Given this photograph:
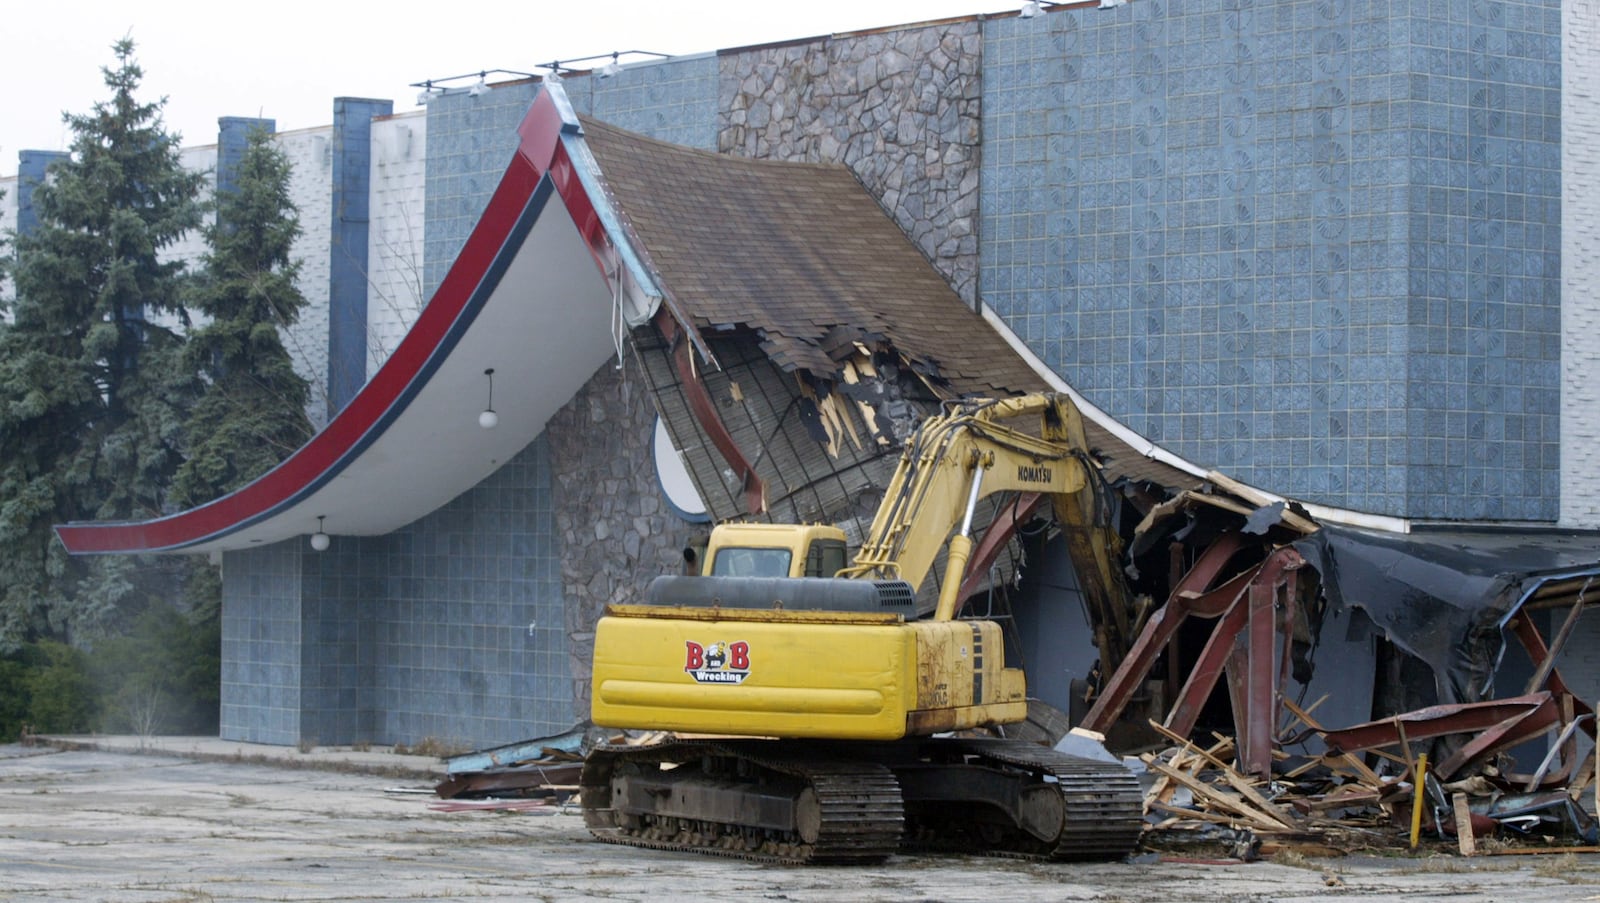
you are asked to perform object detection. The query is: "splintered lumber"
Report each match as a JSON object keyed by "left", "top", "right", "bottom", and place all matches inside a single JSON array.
[
  {"left": 1453, "top": 793, "right": 1476, "bottom": 857},
  {"left": 1149, "top": 802, "right": 1258, "bottom": 828},
  {"left": 1149, "top": 721, "right": 1231, "bottom": 771},
  {"left": 1303, "top": 785, "right": 1381, "bottom": 811},
  {"left": 1147, "top": 721, "right": 1301, "bottom": 830},
  {"left": 1220, "top": 771, "right": 1302, "bottom": 830},
  {"left": 1147, "top": 759, "right": 1295, "bottom": 832},
  {"left": 1283, "top": 697, "right": 1384, "bottom": 788},
  {"left": 1180, "top": 490, "right": 1255, "bottom": 519},
  {"left": 1204, "top": 471, "right": 1320, "bottom": 534},
  {"left": 1573, "top": 749, "right": 1598, "bottom": 801}
]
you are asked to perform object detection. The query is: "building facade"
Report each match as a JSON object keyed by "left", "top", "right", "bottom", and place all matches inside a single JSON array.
[{"left": 12, "top": 0, "right": 1599, "bottom": 748}]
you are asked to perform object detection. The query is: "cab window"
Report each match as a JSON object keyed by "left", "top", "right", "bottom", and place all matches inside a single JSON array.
[
  {"left": 805, "top": 539, "right": 848, "bottom": 577},
  {"left": 710, "top": 547, "right": 793, "bottom": 577}
]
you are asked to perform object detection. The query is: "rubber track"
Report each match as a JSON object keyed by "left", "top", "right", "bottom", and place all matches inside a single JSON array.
[
  {"left": 940, "top": 737, "right": 1144, "bottom": 861},
  {"left": 581, "top": 740, "right": 903, "bottom": 865}
]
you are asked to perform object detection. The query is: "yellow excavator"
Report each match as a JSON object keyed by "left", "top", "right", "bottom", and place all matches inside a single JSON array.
[{"left": 580, "top": 394, "right": 1144, "bottom": 863}]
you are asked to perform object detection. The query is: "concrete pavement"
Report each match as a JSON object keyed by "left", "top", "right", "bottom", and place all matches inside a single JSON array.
[
  {"left": 5, "top": 740, "right": 1600, "bottom": 902},
  {"left": 33, "top": 733, "right": 449, "bottom": 778}
]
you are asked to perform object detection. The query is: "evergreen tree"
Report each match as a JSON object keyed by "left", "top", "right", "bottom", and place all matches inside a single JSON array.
[
  {"left": 0, "top": 38, "right": 205, "bottom": 649},
  {"left": 0, "top": 186, "right": 8, "bottom": 298},
  {"left": 173, "top": 127, "right": 312, "bottom": 508}
]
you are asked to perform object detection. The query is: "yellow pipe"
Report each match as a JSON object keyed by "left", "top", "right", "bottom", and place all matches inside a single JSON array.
[{"left": 1409, "top": 753, "right": 1429, "bottom": 849}]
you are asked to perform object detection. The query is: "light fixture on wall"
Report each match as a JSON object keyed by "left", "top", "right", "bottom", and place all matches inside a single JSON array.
[
  {"left": 1098, "top": 0, "right": 1127, "bottom": 8},
  {"left": 468, "top": 72, "right": 490, "bottom": 97},
  {"left": 479, "top": 368, "right": 499, "bottom": 430},
  {"left": 1020, "top": 1, "right": 1041, "bottom": 17},
  {"left": 310, "top": 516, "right": 331, "bottom": 552},
  {"left": 599, "top": 53, "right": 623, "bottom": 78}
]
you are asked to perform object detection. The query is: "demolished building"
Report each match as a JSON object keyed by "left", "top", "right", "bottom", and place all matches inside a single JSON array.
[
  {"left": 42, "top": 5, "right": 1600, "bottom": 835},
  {"left": 55, "top": 81, "right": 1600, "bottom": 795}
]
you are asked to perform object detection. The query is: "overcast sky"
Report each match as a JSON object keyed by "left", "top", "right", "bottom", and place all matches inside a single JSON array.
[{"left": 2, "top": 0, "right": 1012, "bottom": 174}]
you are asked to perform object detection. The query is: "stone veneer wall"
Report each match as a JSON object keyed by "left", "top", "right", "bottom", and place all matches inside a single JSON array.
[
  {"left": 718, "top": 22, "right": 983, "bottom": 305},
  {"left": 544, "top": 357, "right": 700, "bottom": 716}
]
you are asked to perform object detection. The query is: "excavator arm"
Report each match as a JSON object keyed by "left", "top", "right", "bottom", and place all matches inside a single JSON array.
[{"left": 842, "top": 394, "right": 1133, "bottom": 659}]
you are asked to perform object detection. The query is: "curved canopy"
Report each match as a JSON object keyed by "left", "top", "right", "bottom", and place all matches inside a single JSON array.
[{"left": 56, "top": 85, "right": 665, "bottom": 555}]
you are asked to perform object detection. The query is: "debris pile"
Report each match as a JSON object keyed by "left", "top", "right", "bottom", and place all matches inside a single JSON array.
[
  {"left": 1058, "top": 469, "right": 1600, "bottom": 859},
  {"left": 434, "top": 726, "right": 671, "bottom": 809},
  {"left": 1135, "top": 687, "right": 1599, "bottom": 859},
  {"left": 433, "top": 726, "right": 591, "bottom": 806}
]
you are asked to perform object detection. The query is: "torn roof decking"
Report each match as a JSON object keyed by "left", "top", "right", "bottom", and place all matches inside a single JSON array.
[
  {"left": 579, "top": 116, "right": 1196, "bottom": 492},
  {"left": 580, "top": 117, "right": 1016, "bottom": 388}
]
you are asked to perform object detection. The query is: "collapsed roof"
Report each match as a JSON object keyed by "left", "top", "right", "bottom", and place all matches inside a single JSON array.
[{"left": 54, "top": 81, "right": 1199, "bottom": 556}]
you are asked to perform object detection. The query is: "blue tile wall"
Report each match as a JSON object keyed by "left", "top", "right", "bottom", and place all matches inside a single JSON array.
[
  {"left": 15, "top": 150, "right": 68, "bottom": 238},
  {"left": 369, "top": 435, "right": 567, "bottom": 746},
  {"left": 329, "top": 98, "right": 393, "bottom": 414},
  {"left": 220, "top": 543, "right": 303, "bottom": 745},
  {"left": 578, "top": 56, "right": 719, "bottom": 150},
  {"left": 980, "top": 0, "right": 1560, "bottom": 520},
  {"left": 300, "top": 538, "right": 370, "bottom": 744},
  {"left": 217, "top": 117, "right": 275, "bottom": 200},
  {"left": 421, "top": 82, "right": 542, "bottom": 297},
  {"left": 220, "top": 437, "right": 567, "bottom": 747}
]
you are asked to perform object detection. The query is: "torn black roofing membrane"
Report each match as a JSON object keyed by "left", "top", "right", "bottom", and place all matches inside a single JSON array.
[{"left": 1295, "top": 524, "right": 1600, "bottom": 705}]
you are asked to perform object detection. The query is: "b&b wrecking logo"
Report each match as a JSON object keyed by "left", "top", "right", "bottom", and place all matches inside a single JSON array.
[{"left": 684, "top": 640, "right": 751, "bottom": 684}]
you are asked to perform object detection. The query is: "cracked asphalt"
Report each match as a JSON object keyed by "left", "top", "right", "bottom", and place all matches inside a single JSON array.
[{"left": 4, "top": 743, "right": 1599, "bottom": 902}]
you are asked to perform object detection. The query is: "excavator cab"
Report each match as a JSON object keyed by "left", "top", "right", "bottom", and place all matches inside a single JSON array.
[{"left": 700, "top": 523, "right": 849, "bottom": 578}]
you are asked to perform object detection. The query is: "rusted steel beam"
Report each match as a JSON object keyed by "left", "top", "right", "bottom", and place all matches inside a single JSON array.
[
  {"left": 1167, "top": 584, "right": 1252, "bottom": 738},
  {"left": 1511, "top": 613, "right": 1598, "bottom": 740},
  {"left": 1079, "top": 594, "right": 1191, "bottom": 734},
  {"left": 1320, "top": 692, "right": 1556, "bottom": 755},
  {"left": 1525, "top": 601, "right": 1586, "bottom": 696},
  {"left": 955, "top": 492, "right": 1045, "bottom": 604},
  {"left": 1174, "top": 531, "right": 1250, "bottom": 603},
  {"left": 1240, "top": 580, "right": 1277, "bottom": 776},
  {"left": 1080, "top": 531, "right": 1250, "bottom": 734},
  {"left": 657, "top": 309, "right": 765, "bottom": 514},
  {"left": 1166, "top": 548, "right": 1303, "bottom": 777},
  {"left": 1436, "top": 702, "right": 1560, "bottom": 779},
  {"left": 1242, "top": 548, "right": 1303, "bottom": 776}
]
